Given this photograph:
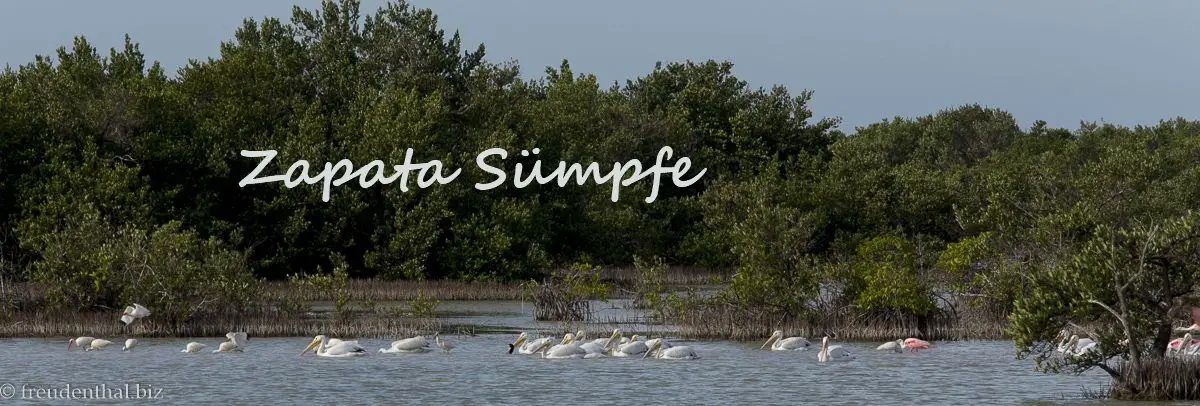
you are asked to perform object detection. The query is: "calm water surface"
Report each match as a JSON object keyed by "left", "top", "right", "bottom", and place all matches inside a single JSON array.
[{"left": 0, "top": 335, "right": 1157, "bottom": 405}]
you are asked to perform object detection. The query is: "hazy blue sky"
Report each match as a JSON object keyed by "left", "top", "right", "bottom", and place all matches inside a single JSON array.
[{"left": 2, "top": 1, "right": 1197, "bottom": 132}]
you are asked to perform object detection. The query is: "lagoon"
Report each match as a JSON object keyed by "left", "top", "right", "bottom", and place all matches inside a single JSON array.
[{"left": 3, "top": 336, "right": 1125, "bottom": 405}]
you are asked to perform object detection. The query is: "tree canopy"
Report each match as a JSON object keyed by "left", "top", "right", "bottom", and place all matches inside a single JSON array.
[{"left": 1, "top": 1, "right": 1198, "bottom": 365}]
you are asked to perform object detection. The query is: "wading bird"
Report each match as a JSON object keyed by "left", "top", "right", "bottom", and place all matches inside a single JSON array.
[
  {"left": 123, "top": 339, "right": 137, "bottom": 351},
  {"left": 761, "top": 330, "right": 811, "bottom": 351},
  {"left": 120, "top": 304, "right": 151, "bottom": 326},
  {"left": 214, "top": 332, "right": 248, "bottom": 353},
  {"left": 643, "top": 339, "right": 698, "bottom": 360},
  {"left": 435, "top": 333, "right": 453, "bottom": 353},
  {"left": 302, "top": 335, "right": 366, "bottom": 358},
  {"left": 67, "top": 336, "right": 95, "bottom": 352},
  {"left": 182, "top": 342, "right": 206, "bottom": 353},
  {"left": 903, "top": 338, "right": 930, "bottom": 352},
  {"left": 379, "top": 335, "right": 433, "bottom": 353},
  {"left": 1169, "top": 333, "right": 1198, "bottom": 355},
  {"left": 817, "top": 337, "right": 854, "bottom": 362}
]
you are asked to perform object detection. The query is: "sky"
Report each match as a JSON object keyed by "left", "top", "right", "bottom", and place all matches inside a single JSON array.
[{"left": 1, "top": 1, "right": 1197, "bottom": 132}]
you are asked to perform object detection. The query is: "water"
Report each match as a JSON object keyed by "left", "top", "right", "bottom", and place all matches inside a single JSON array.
[
  {"left": 0, "top": 300, "right": 1180, "bottom": 404},
  {"left": 0, "top": 336, "right": 1138, "bottom": 405}
]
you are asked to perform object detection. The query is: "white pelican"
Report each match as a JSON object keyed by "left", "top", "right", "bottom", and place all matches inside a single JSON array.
[
  {"left": 509, "top": 332, "right": 553, "bottom": 355},
  {"left": 1053, "top": 329, "right": 1079, "bottom": 354},
  {"left": 761, "top": 330, "right": 811, "bottom": 351},
  {"left": 611, "top": 339, "right": 649, "bottom": 357},
  {"left": 214, "top": 332, "right": 248, "bottom": 353},
  {"left": 302, "top": 335, "right": 367, "bottom": 358},
  {"left": 435, "top": 333, "right": 453, "bottom": 353},
  {"left": 1067, "top": 335, "right": 1095, "bottom": 354},
  {"left": 67, "top": 336, "right": 95, "bottom": 351},
  {"left": 182, "top": 342, "right": 206, "bottom": 353},
  {"left": 1065, "top": 335, "right": 1098, "bottom": 357},
  {"left": 644, "top": 338, "right": 673, "bottom": 351},
  {"left": 579, "top": 329, "right": 622, "bottom": 355},
  {"left": 817, "top": 337, "right": 854, "bottom": 362},
  {"left": 123, "top": 339, "right": 137, "bottom": 351},
  {"left": 120, "top": 303, "right": 151, "bottom": 326},
  {"left": 85, "top": 339, "right": 113, "bottom": 351},
  {"left": 303, "top": 337, "right": 356, "bottom": 354},
  {"left": 379, "top": 335, "right": 433, "bottom": 353},
  {"left": 876, "top": 339, "right": 903, "bottom": 353},
  {"left": 536, "top": 334, "right": 589, "bottom": 359},
  {"left": 578, "top": 341, "right": 608, "bottom": 355},
  {"left": 643, "top": 340, "right": 698, "bottom": 360}
]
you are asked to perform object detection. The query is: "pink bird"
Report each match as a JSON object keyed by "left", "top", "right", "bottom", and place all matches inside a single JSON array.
[
  {"left": 1168, "top": 333, "right": 1198, "bottom": 352},
  {"left": 903, "top": 338, "right": 930, "bottom": 352}
]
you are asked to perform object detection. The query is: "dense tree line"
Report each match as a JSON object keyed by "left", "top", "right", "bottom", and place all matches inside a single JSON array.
[{"left": 1, "top": 0, "right": 1197, "bottom": 348}]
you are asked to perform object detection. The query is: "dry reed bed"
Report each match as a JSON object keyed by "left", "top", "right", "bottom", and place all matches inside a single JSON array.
[
  {"left": 1111, "top": 357, "right": 1200, "bottom": 400},
  {"left": 261, "top": 280, "right": 526, "bottom": 302},
  {"left": 673, "top": 304, "right": 1009, "bottom": 341},
  {"left": 598, "top": 266, "right": 731, "bottom": 287},
  {"left": 0, "top": 310, "right": 440, "bottom": 339},
  {"left": 4, "top": 266, "right": 728, "bottom": 307}
]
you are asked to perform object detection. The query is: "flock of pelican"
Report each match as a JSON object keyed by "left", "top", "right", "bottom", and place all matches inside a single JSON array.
[
  {"left": 65, "top": 304, "right": 258, "bottom": 354},
  {"left": 297, "top": 332, "right": 455, "bottom": 357},
  {"left": 1050, "top": 310, "right": 1200, "bottom": 358},
  {"left": 63, "top": 303, "right": 939, "bottom": 361},
  {"left": 759, "top": 329, "right": 932, "bottom": 361},
  {"left": 1167, "top": 312, "right": 1200, "bottom": 357},
  {"left": 506, "top": 329, "right": 700, "bottom": 360},
  {"left": 67, "top": 304, "right": 151, "bottom": 352}
]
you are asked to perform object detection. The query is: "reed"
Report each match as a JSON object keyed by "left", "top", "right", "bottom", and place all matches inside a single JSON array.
[
  {"left": 0, "top": 308, "right": 451, "bottom": 339},
  {"left": 260, "top": 279, "right": 525, "bottom": 302},
  {"left": 672, "top": 301, "right": 1009, "bottom": 341},
  {"left": 597, "top": 266, "right": 731, "bottom": 288},
  {"left": 1110, "top": 357, "right": 1200, "bottom": 400}
]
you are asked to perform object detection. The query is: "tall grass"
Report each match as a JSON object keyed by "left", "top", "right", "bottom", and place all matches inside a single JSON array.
[
  {"left": 673, "top": 302, "right": 1008, "bottom": 341},
  {"left": 0, "top": 309, "right": 443, "bottom": 339},
  {"left": 260, "top": 279, "right": 525, "bottom": 302},
  {"left": 1110, "top": 357, "right": 1200, "bottom": 400},
  {"left": 599, "top": 266, "right": 730, "bottom": 288}
]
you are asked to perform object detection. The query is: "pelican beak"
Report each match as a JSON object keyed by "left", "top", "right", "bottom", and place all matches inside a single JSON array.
[
  {"left": 642, "top": 342, "right": 659, "bottom": 359},
  {"left": 509, "top": 335, "right": 526, "bottom": 354},
  {"left": 300, "top": 339, "right": 319, "bottom": 356},
  {"left": 67, "top": 340, "right": 74, "bottom": 351},
  {"left": 761, "top": 335, "right": 777, "bottom": 350}
]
